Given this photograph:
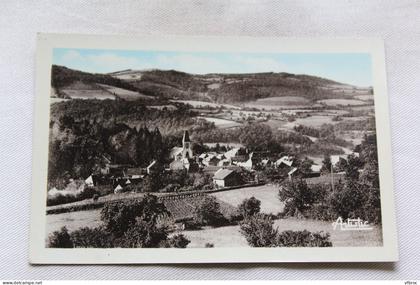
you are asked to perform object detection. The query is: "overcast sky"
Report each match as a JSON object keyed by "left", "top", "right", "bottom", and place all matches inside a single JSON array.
[{"left": 53, "top": 48, "right": 372, "bottom": 87}]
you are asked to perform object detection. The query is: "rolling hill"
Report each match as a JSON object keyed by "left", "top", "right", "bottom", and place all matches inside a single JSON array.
[{"left": 51, "top": 65, "right": 372, "bottom": 103}]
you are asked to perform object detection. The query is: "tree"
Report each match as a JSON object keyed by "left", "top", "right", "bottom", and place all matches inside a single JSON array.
[
  {"left": 344, "top": 154, "right": 362, "bottom": 182},
  {"left": 70, "top": 226, "right": 112, "bottom": 248},
  {"left": 238, "top": 123, "right": 273, "bottom": 151},
  {"left": 239, "top": 214, "right": 278, "bottom": 247},
  {"left": 240, "top": 214, "right": 333, "bottom": 247},
  {"left": 100, "top": 194, "right": 169, "bottom": 237},
  {"left": 299, "top": 157, "right": 314, "bottom": 175},
  {"left": 118, "top": 221, "right": 168, "bottom": 248},
  {"left": 162, "top": 234, "right": 191, "bottom": 248},
  {"left": 275, "top": 230, "right": 332, "bottom": 247},
  {"left": 48, "top": 227, "right": 73, "bottom": 248},
  {"left": 238, "top": 197, "right": 261, "bottom": 218},
  {"left": 194, "top": 196, "right": 226, "bottom": 226},
  {"left": 320, "top": 155, "right": 332, "bottom": 174},
  {"left": 279, "top": 179, "right": 318, "bottom": 216}
]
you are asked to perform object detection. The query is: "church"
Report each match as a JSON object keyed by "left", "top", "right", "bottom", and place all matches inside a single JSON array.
[{"left": 169, "top": 130, "right": 198, "bottom": 172}]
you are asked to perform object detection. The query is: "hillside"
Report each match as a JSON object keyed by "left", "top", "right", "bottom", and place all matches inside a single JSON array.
[{"left": 52, "top": 65, "right": 372, "bottom": 104}]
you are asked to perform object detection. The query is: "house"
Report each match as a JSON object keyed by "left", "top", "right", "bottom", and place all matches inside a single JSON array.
[
  {"left": 84, "top": 175, "right": 94, "bottom": 187},
  {"left": 182, "top": 158, "right": 199, "bottom": 172},
  {"left": 114, "top": 184, "right": 123, "bottom": 194},
  {"left": 202, "top": 154, "right": 220, "bottom": 166},
  {"left": 288, "top": 167, "right": 298, "bottom": 180},
  {"left": 99, "top": 155, "right": 112, "bottom": 175},
  {"left": 311, "top": 164, "right": 322, "bottom": 173},
  {"left": 169, "top": 160, "right": 185, "bottom": 171},
  {"left": 170, "top": 147, "right": 184, "bottom": 161},
  {"left": 275, "top": 156, "right": 294, "bottom": 168},
  {"left": 330, "top": 153, "right": 360, "bottom": 167},
  {"left": 213, "top": 168, "right": 242, "bottom": 188},
  {"left": 261, "top": 158, "right": 272, "bottom": 167},
  {"left": 224, "top": 147, "right": 241, "bottom": 160},
  {"left": 237, "top": 157, "right": 253, "bottom": 170},
  {"left": 198, "top": 153, "right": 208, "bottom": 160},
  {"left": 125, "top": 167, "right": 145, "bottom": 179},
  {"left": 217, "top": 158, "right": 230, "bottom": 167},
  {"left": 203, "top": 165, "right": 242, "bottom": 176},
  {"left": 237, "top": 152, "right": 258, "bottom": 170},
  {"left": 147, "top": 160, "right": 162, "bottom": 175}
]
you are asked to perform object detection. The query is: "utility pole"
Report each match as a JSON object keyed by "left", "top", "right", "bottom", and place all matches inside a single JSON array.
[{"left": 331, "top": 162, "right": 334, "bottom": 192}]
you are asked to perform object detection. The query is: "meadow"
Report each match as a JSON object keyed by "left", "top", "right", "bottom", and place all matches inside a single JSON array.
[
  {"left": 180, "top": 218, "right": 383, "bottom": 248},
  {"left": 317, "top": 99, "right": 366, "bottom": 106},
  {"left": 46, "top": 183, "right": 382, "bottom": 248}
]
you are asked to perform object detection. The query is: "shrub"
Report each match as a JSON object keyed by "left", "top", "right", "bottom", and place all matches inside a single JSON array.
[
  {"left": 100, "top": 194, "right": 169, "bottom": 237},
  {"left": 193, "top": 196, "right": 227, "bottom": 227},
  {"left": 47, "top": 186, "right": 99, "bottom": 206},
  {"left": 117, "top": 221, "right": 168, "bottom": 248},
  {"left": 162, "top": 234, "right": 191, "bottom": 248},
  {"left": 183, "top": 220, "right": 202, "bottom": 230},
  {"left": 279, "top": 179, "right": 327, "bottom": 217},
  {"left": 304, "top": 204, "right": 335, "bottom": 221},
  {"left": 70, "top": 226, "right": 113, "bottom": 248},
  {"left": 48, "top": 227, "right": 73, "bottom": 248},
  {"left": 239, "top": 214, "right": 278, "bottom": 247},
  {"left": 205, "top": 243, "right": 214, "bottom": 248},
  {"left": 92, "top": 194, "right": 99, "bottom": 202},
  {"left": 239, "top": 215, "right": 333, "bottom": 247},
  {"left": 275, "top": 230, "right": 332, "bottom": 247},
  {"left": 238, "top": 197, "right": 261, "bottom": 218}
]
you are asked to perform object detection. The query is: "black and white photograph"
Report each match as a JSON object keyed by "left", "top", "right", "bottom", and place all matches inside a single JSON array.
[{"left": 29, "top": 34, "right": 397, "bottom": 263}]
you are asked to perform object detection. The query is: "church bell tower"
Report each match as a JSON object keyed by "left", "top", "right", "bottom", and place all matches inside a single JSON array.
[{"left": 182, "top": 130, "right": 193, "bottom": 159}]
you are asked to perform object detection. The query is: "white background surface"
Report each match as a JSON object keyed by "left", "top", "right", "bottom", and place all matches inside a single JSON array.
[{"left": 0, "top": 0, "right": 419, "bottom": 280}]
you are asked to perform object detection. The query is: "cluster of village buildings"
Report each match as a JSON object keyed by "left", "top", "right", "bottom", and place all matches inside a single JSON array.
[{"left": 80, "top": 130, "right": 359, "bottom": 194}]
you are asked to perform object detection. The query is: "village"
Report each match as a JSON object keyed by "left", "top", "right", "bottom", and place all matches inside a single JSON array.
[{"left": 74, "top": 129, "right": 359, "bottom": 197}]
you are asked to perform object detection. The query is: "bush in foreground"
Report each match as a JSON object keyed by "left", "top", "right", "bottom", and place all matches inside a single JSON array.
[
  {"left": 48, "top": 226, "right": 73, "bottom": 248},
  {"left": 239, "top": 214, "right": 278, "bottom": 247},
  {"left": 239, "top": 214, "right": 332, "bottom": 247},
  {"left": 238, "top": 197, "right": 261, "bottom": 218},
  {"left": 275, "top": 230, "right": 332, "bottom": 247},
  {"left": 193, "top": 196, "right": 227, "bottom": 227},
  {"left": 161, "top": 234, "right": 191, "bottom": 248},
  {"left": 48, "top": 194, "right": 191, "bottom": 248}
]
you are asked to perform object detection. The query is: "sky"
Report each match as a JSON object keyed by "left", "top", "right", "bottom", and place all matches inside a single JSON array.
[{"left": 53, "top": 48, "right": 373, "bottom": 87}]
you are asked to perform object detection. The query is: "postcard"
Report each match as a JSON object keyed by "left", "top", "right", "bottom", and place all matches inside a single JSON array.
[{"left": 30, "top": 34, "right": 398, "bottom": 263}]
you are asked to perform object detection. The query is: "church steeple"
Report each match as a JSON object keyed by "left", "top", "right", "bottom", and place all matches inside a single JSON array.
[
  {"left": 182, "top": 130, "right": 193, "bottom": 159},
  {"left": 182, "top": 130, "right": 190, "bottom": 144}
]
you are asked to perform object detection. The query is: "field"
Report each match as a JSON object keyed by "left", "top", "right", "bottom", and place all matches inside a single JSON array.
[
  {"left": 198, "top": 116, "right": 242, "bottom": 129},
  {"left": 245, "top": 96, "right": 310, "bottom": 107},
  {"left": 283, "top": 115, "right": 333, "bottom": 128},
  {"left": 354, "top": 94, "right": 374, "bottom": 101},
  {"left": 61, "top": 89, "right": 116, "bottom": 100},
  {"left": 46, "top": 183, "right": 383, "bottom": 248},
  {"left": 181, "top": 218, "right": 383, "bottom": 248},
  {"left": 210, "top": 184, "right": 284, "bottom": 214},
  {"left": 243, "top": 97, "right": 320, "bottom": 110},
  {"left": 46, "top": 209, "right": 102, "bottom": 236},
  {"left": 317, "top": 99, "right": 366, "bottom": 106},
  {"left": 97, "top": 84, "right": 154, "bottom": 101}
]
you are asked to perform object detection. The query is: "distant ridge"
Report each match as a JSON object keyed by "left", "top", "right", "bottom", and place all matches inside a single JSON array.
[{"left": 52, "top": 65, "right": 371, "bottom": 103}]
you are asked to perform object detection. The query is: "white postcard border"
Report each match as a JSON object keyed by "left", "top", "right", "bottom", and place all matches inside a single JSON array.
[{"left": 29, "top": 33, "right": 398, "bottom": 264}]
